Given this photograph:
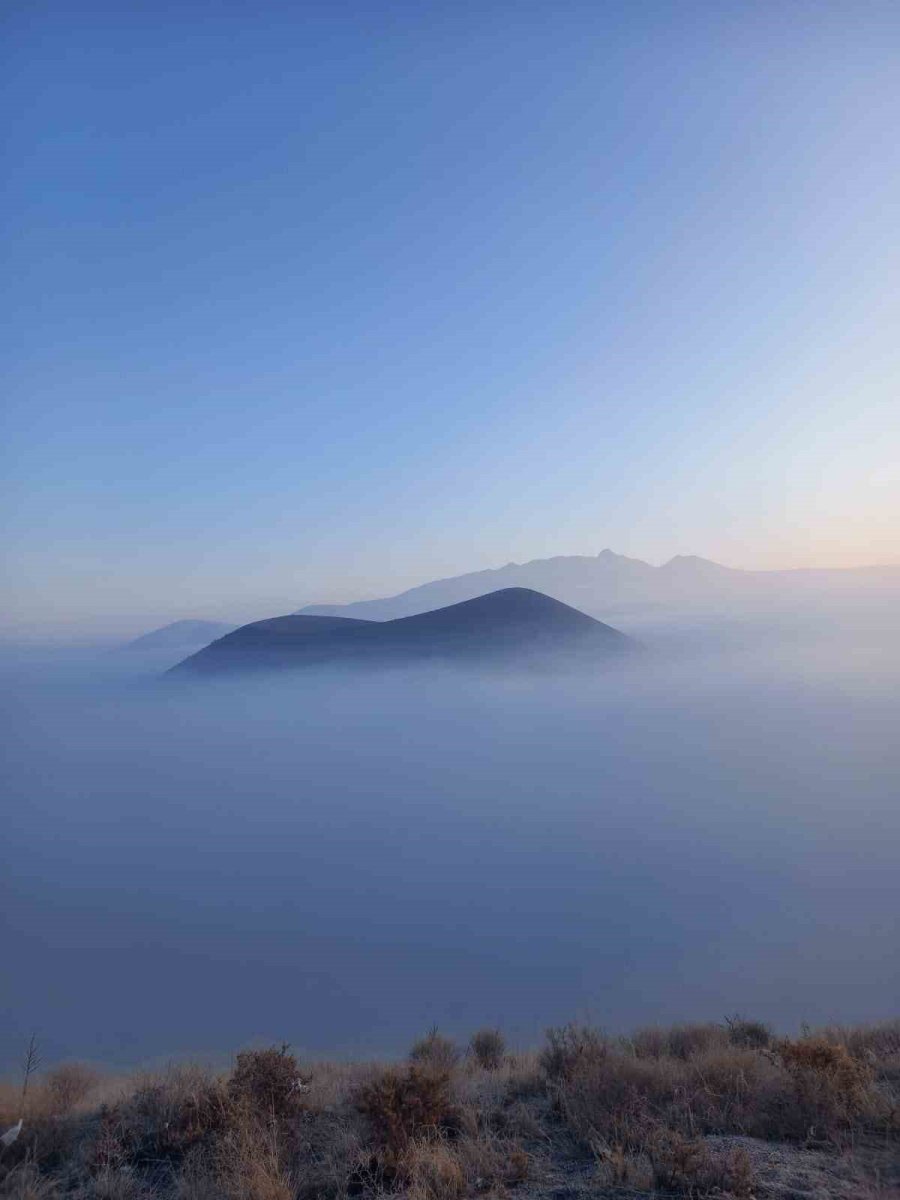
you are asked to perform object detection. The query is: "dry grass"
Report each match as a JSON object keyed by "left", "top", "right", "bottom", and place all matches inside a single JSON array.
[
  {"left": 467, "top": 1029, "right": 506, "bottom": 1071},
  {"left": 354, "top": 1063, "right": 459, "bottom": 1162},
  {"left": 646, "top": 1127, "right": 755, "bottom": 1198},
  {"left": 1, "top": 1019, "right": 897, "bottom": 1200},
  {"left": 408, "top": 1030, "right": 461, "bottom": 1073},
  {"left": 0, "top": 1165, "right": 60, "bottom": 1200}
]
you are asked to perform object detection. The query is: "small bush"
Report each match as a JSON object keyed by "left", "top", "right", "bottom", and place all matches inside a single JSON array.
[
  {"left": 776, "top": 1036, "right": 876, "bottom": 1142},
  {"left": 43, "top": 1063, "right": 100, "bottom": 1116},
  {"left": 551, "top": 1052, "right": 663, "bottom": 1151},
  {"left": 647, "top": 1128, "right": 754, "bottom": 1198},
  {"left": 724, "top": 1015, "right": 773, "bottom": 1050},
  {"left": 355, "top": 1065, "right": 458, "bottom": 1159},
  {"left": 130, "top": 1072, "right": 234, "bottom": 1164},
  {"left": 228, "top": 1046, "right": 309, "bottom": 1120},
  {"left": 468, "top": 1029, "right": 505, "bottom": 1071},
  {"left": 78, "top": 1068, "right": 235, "bottom": 1180},
  {"left": 539, "top": 1024, "right": 607, "bottom": 1081},
  {"left": 409, "top": 1029, "right": 461, "bottom": 1072},
  {"left": 395, "top": 1131, "right": 529, "bottom": 1200},
  {"left": 630, "top": 1023, "right": 727, "bottom": 1061}
]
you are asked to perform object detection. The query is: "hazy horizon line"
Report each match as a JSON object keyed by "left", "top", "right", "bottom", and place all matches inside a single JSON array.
[{"left": 2, "top": 546, "right": 899, "bottom": 644}]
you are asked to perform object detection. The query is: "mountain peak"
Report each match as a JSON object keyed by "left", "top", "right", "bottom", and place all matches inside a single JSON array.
[{"left": 660, "top": 554, "right": 734, "bottom": 573}]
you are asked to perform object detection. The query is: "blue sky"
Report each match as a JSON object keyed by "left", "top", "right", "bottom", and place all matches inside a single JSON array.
[{"left": 3, "top": 1, "right": 899, "bottom": 634}]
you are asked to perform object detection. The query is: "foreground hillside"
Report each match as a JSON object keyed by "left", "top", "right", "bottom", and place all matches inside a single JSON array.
[{"left": 2, "top": 1020, "right": 898, "bottom": 1199}]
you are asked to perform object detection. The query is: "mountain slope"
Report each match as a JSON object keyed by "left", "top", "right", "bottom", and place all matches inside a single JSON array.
[
  {"left": 171, "top": 589, "right": 635, "bottom": 676},
  {"left": 121, "top": 619, "right": 236, "bottom": 651}
]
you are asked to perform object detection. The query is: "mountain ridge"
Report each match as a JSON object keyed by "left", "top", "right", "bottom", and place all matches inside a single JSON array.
[{"left": 295, "top": 551, "right": 900, "bottom": 625}]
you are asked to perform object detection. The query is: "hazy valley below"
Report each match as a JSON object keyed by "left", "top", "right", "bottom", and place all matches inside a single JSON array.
[{"left": 2, "top": 608, "right": 897, "bottom": 1073}]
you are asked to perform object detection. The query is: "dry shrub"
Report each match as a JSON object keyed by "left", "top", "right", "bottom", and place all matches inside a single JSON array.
[
  {"left": 817, "top": 1019, "right": 900, "bottom": 1062},
  {"left": 450, "top": 1057, "right": 546, "bottom": 1145},
  {"left": 539, "top": 1024, "right": 608, "bottom": 1082},
  {"left": 552, "top": 1051, "right": 664, "bottom": 1151},
  {"left": 43, "top": 1064, "right": 101, "bottom": 1116},
  {"left": 647, "top": 1128, "right": 754, "bottom": 1198},
  {"left": 816, "top": 1020, "right": 900, "bottom": 1108},
  {"left": 228, "top": 1046, "right": 309, "bottom": 1120},
  {"left": 409, "top": 1030, "right": 461, "bottom": 1073},
  {"left": 467, "top": 1029, "right": 505, "bottom": 1071},
  {"left": 499, "top": 1053, "right": 544, "bottom": 1102},
  {"left": 129, "top": 1068, "right": 234, "bottom": 1163},
  {"left": 553, "top": 1042, "right": 793, "bottom": 1146},
  {"left": 355, "top": 1065, "right": 459, "bottom": 1159},
  {"left": 683, "top": 1047, "right": 788, "bottom": 1136},
  {"left": 397, "top": 1131, "right": 529, "bottom": 1200},
  {"left": 776, "top": 1036, "right": 878, "bottom": 1142},
  {"left": 398, "top": 1138, "right": 465, "bottom": 1200},
  {"left": 79, "top": 1066, "right": 233, "bottom": 1182},
  {"left": 630, "top": 1023, "right": 727, "bottom": 1061},
  {"left": 724, "top": 1015, "right": 773, "bottom": 1050}
]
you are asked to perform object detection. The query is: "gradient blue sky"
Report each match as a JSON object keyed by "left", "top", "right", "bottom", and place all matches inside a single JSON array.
[{"left": 3, "top": 1, "right": 899, "bottom": 635}]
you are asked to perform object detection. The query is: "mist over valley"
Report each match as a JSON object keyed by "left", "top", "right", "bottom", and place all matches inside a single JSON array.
[{"left": 2, "top": 563, "right": 897, "bottom": 1071}]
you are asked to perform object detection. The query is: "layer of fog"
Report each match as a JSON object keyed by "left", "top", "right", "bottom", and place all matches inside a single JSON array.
[{"left": 1, "top": 621, "right": 898, "bottom": 1072}]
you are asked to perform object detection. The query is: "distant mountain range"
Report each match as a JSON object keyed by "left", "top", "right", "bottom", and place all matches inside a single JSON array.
[
  {"left": 122, "top": 619, "right": 236, "bottom": 651},
  {"left": 129, "top": 550, "right": 898, "bottom": 668},
  {"left": 171, "top": 588, "right": 636, "bottom": 677},
  {"left": 296, "top": 550, "right": 900, "bottom": 626}
]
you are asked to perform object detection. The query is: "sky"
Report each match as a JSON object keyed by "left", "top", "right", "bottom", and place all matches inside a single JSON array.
[{"left": 2, "top": 0, "right": 899, "bottom": 636}]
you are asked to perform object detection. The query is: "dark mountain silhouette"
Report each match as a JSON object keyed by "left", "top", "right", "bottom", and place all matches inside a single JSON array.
[
  {"left": 295, "top": 549, "right": 900, "bottom": 627},
  {"left": 171, "top": 589, "right": 635, "bottom": 677},
  {"left": 122, "top": 619, "right": 236, "bottom": 651}
]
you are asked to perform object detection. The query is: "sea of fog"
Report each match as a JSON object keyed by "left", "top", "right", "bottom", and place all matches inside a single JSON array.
[{"left": 1, "top": 627, "right": 898, "bottom": 1072}]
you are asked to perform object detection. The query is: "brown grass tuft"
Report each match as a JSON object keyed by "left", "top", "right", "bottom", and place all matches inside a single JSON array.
[
  {"left": 409, "top": 1029, "right": 461, "bottom": 1073},
  {"left": 647, "top": 1127, "right": 754, "bottom": 1198},
  {"left": 467, "top": 1029, "right": 506, "bottom": 1071}
]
